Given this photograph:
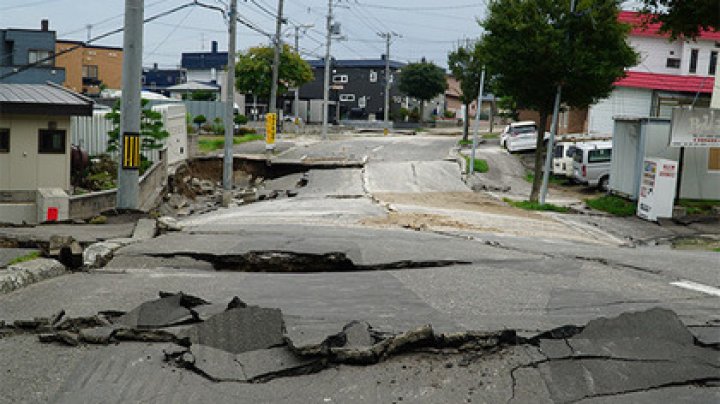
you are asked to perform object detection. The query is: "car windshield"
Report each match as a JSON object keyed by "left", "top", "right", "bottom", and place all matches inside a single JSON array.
[{"left": 512, "top": 126, "right": 536, "bottom": 134}]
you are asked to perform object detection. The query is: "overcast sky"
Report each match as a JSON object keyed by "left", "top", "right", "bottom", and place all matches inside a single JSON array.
[{"left": 0, "top": 0, "right": 643, "bottom": 69}]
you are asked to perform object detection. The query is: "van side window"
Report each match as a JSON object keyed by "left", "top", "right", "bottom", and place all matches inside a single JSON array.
[{"left": 588, "top": 149, "right": 611, "bottom": 163}]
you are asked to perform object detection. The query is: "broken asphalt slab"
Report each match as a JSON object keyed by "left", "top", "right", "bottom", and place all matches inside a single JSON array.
[
  {"left": 0, "top": 258, "right": 66, "bottom": 294},
  {"left": 5, "top": 288, "right": 717, "bottom": 402}
]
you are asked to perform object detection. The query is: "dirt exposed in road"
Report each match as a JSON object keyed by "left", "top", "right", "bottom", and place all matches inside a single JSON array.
[
  {"left": 361, "top": 212, "right": 502, "bottom": 233},
  {"left": 373, "top": 192, "right": 547, "bottom": 220}
]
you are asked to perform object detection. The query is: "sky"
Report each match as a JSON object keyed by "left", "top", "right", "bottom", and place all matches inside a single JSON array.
[{"left": 0, "top": 0, "right": 643, "bottom": 69}]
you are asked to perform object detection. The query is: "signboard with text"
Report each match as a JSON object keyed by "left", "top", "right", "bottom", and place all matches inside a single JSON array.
[
  {"left": 670, "top": 107, "right": 720, "bottom": 147},
  {"left": 265, "top": 113, "right": 276, "bottom": 148}
]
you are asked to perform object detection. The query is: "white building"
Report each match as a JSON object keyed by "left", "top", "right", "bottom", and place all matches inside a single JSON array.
[{"left": 587, "top": 11, "right": 719, "bottom": 135}]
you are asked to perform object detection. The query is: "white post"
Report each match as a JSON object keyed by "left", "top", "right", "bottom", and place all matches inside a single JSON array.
[{"left": 322, "top": 0, "right": 333, "bottom": 140}]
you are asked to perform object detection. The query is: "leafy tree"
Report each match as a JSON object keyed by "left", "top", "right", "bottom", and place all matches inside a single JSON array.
[
  {"left": 235, "top": 44, "right": 314, "bottom": 108},
  {"left": 638, "top": 0, "right": 718, "bottom": 39},
  {"left": 448, "top": 44, "right": 484, "bottom": 141},
  {"left": 189, "top": 90, "right": 217, "bottom": 101},
  {"left": 192, "top": 114, "right": 207, "bottom": 129},
  {"left": 106, "top": 99, "right": 170, "bottom": 156},
  {"left": 398, "top": 61, "right": 448, "bottom": 122},
  {"left": 480, "top": 0, "right": 637, "bottom": 201},
  {"left": 234, "top": 114, "right": 248, "bottom": 125}
]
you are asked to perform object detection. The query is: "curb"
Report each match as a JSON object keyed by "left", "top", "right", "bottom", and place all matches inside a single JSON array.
[{"left": 0, "top": 258, "right": 66, "bottom": 294}]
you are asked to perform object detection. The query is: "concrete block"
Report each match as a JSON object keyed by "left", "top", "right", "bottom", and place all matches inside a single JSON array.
[
  {"left": 0, "top": 258, "right": 66, "bottom": 294},
  {"left": 132, "top": 219, "right": 157, "bottom": 240},
  {"left": 36, "top": 188, "right": 69, "bottom": 223}
]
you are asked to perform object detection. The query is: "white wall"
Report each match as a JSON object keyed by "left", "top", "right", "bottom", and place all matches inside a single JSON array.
[
  {"left": 0, "top": 115, "right": 71, "bottom": 191},
  {"left": 629, "top": 36, "right": 683, "bottom": 75},
  {"left": 680, "top": 41, "right": 718, "bottom": 76},
  {"left": 588, "top": 87, "right": 653, "bottom": 135}
]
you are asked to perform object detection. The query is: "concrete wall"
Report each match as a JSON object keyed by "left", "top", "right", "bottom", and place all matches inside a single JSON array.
[
  {"left": 68, "top": 151, "right": 168, "bottom": 219},
  {"left": 0, "top": 114, "right": 71, "bottom": 191},
  {"left": 629, "top": 36, "right": 684, "bottom": 75}
]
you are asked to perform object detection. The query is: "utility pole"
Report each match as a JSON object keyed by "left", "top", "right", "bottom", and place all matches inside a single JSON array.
[
  {"left": 222, "top": 0, "right": 237, "bottom": 192},
  {"left": 321, "top": 0, "right": 333, "bottom": 140},
  {"left": 293, "top": 24, "right": 313, "bottom": 133},
  {"left": 269, "top": 0, "right": 285, "bottom": 115},
  {"left": 469, "top": 66, "right": 485, "bottom": 175},
  {"left": 116, "top": 0, "right": 143, "bottom": 210},
  {"left": 540, "top": 0, "right": 575, "bottom": 205},
  {"left": 378, "top": 32, "right": 399, "bottom": 133}
]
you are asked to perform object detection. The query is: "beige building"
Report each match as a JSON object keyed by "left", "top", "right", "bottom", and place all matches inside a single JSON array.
[
  {"left": 0, "top": 83, "right": 92, "bottom": 224},
  {"left": 55, "top": 40, "right": 123, "bottom": 95}
]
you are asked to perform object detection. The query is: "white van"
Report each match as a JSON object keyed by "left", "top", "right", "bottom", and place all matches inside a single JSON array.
[
  {"left": 572, "top": 141, "right": 613, "bottom": 190},
  {"left": 552, "top": 142, "right": 576, "bottom": 177}
]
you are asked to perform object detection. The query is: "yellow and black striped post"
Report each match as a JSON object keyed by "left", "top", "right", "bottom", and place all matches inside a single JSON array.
[{"left": 122, "top": 132, "right": 141, "bottom": 169}]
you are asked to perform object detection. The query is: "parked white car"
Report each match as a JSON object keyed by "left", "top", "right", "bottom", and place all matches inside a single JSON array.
[
  {"left": 572, "top": 141, "right": 613, "bottom": 190},
  {"left": 552, "top": 141, "right": 577, "bottom": 177},
  {"left": 501, "top": 121, "right": 550, "bottom": 153}
]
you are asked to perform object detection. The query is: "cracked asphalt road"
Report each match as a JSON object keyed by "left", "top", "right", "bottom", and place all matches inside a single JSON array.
[{"left": 1, "top": 134, "right": 718, "bottom": 403}]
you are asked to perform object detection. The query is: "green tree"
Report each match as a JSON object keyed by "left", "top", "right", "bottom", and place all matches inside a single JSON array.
[
  {"left": 480, "top": 0, "right": 637, "bottom": 201},
  {"left": 398, "top": 61, "right": 448, "bottom": 122},
  {"left": 106, "top": 99, "right": 170, "bottom": 156},
  {"left": 235, "top": 44, "right": 314, "bottom": 108},
  {"left": 192, "top": 114, "right": 207, "bottom": 129},
  {"left": 448, "top": 44, "right": 484, "bottom": 141},
  {"left": 189, "top": 90, "right": 217, "bottom": 101},
  {"left": 638, "top": 0, "right": 718, "bottom": 39}
]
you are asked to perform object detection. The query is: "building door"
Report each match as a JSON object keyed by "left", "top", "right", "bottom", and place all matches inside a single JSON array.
[{"left": 9, "top": 124, "right": 38, "bottom": 190}]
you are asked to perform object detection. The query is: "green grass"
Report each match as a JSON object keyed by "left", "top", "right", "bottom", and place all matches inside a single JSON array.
[
  {"left": 8, "top": 251, "right": 40, "bottom": 266},
  {"left": 198, "top": 134, "right": 264, "bottom": 152},
  {"left": 585, "top": 195, "right": 636, "bottom": 216},
  {"left": 457, "top": 133, "right": 500, "bottom": 146},
  {"left": 525, "top": 172, "right": 566, "bottom": 186},
  {"left": 677, "top": 199, "right": 720, "bottom": 215},
  {"left": 503, "top": 198, "right": 570, "bottom": 213},
  {"left": 464, "top": 156, "right": 489, "bottom": 173},
  {"left": 713, "top": 247, "right": 720, "bottom": 252}
]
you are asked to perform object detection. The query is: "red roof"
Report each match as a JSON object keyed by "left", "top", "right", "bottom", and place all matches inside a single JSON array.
[
  {"left": 614, "top": 71, "right": 715, "bottom": 93},
  {"left": 619, "top": 11, "right": 720, "bottom": 41}
]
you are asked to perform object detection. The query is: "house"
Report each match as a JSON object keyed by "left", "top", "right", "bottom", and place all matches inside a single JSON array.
[
  {"left": 142, "top": 64, "right": 187, "bottom": 96},
  {"left": 55, "top": 40, "right": 123, "bottom": 96},
  {"left": 0, "top": 20, "right": 65, "bottom": 85},
  {"left": 180, "top": 41, "right": 244, "bottom": 115},
  {"left": 587, "top": 11, "right": 719, "bottom": 135},
  {"left": 445, "top": 75, "right": 496, "bottom": 121},
  {"left": 166, "top": 81, "right": 221, "bottom": 101},
  {"left": 298, "top": 57, "right": 405, "bottom": 123},
  {"left": 0, "top": 83, "right": 93, "bottom": 224}
]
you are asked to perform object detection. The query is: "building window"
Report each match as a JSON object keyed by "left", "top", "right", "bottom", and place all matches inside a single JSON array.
[
  {"left": 666, "top": 58, "right": 681, "bottom": 68},
  {"left": 28, "top": 49, "right": 53, "bottom": 66},
  {"left": 82, "top": 65, "right": 99, "bottom": 79},
  {"left": 710, "top": 51, "right": 718, "bottom": 76},
  {"left": 689, "top": 49, "right": 699, "bottom": 73},
  {"left": 710, "top": 148, "right": 720, "bottom": 171},
  {"left": 332, "top": 74, "right": 348, "bottom": 83},
  {"left": 369, "top": 71, "right": 377, "bottom": 83},
  {"left": 0, "top": 128, "right": 9, "bottom": 153},
  {"left": 339, "top": 94, "right": 355, "bottom": 102},
  {"left": 38, "top": 129, "right": 66, "bottom": 154}
]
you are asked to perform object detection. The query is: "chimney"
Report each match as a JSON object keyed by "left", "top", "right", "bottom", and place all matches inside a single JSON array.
[
  {"left": 381, "top": 54, "right": 387, "bottom": 61},
  {"left": 153, "top": 63, "right": 158, "bottom": 70},
  {"left": 41, "top": 19, "right": 49, "bottom": 31},
  {"left": 211, "top": 41, "right": 218, "bottom": 53}
]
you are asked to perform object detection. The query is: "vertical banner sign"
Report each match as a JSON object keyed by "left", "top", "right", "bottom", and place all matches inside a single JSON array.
[
  {"left": 266, "top": 113, "right": 277, "bottom": 147},
  {"left": 122, "top": 132, "right": 141, "bottom": 169}
]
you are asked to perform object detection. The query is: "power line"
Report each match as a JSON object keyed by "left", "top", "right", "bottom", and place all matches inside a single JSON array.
[{"left": 354, "top": 1, "right": 483, "bottom": 11}]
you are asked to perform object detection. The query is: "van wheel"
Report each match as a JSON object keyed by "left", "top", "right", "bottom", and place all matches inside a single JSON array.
[{"left": 598, "top": 176, "right": 609, "bottom": 192}]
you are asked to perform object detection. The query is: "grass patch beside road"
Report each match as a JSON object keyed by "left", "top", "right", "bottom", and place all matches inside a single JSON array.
[
  {"left": 525, "top": 172, "right": 566, "bottom": 185},
  {"left": 464, "top": 156, "right": 489, "bottom": 173},
  {"left": 586, "top": 195, "right": 636, "bottom": 216},
  {"left": 199, "top": 134, "right": 264, "bottom": 152},
  {"left": 503, "top": 198, "right": 570, "bottom": 213},
  {"left": 8, "top": 251, "right": 40, "bottom": 266},
  {"left": 457, "top": 132, "right": 500, "bottom": 146},
  {"left": 677, "top": 199, "right": 720, "bottom": 215}
]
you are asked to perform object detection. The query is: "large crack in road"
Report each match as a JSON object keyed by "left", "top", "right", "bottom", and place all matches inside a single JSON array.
[{"left": 2, "top": 292, "right": 718, "bottom": 403}]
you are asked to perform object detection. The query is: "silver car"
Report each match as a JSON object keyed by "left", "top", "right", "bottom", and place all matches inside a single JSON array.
[{"left": 572, "top": 141, "right": 613, "bottom": 190}]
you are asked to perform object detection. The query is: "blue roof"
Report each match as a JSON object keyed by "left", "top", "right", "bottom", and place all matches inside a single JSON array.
[
  {"left": 181, "top": 51, "right": 228, "bottom": 70},
  {"left": 307, "top": 59, "right": 405, "bottom": 69}
]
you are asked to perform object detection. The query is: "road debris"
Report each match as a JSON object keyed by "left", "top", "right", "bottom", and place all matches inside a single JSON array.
[{"left": 2, "top": 292, "right": 717, "bottom": 395}]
